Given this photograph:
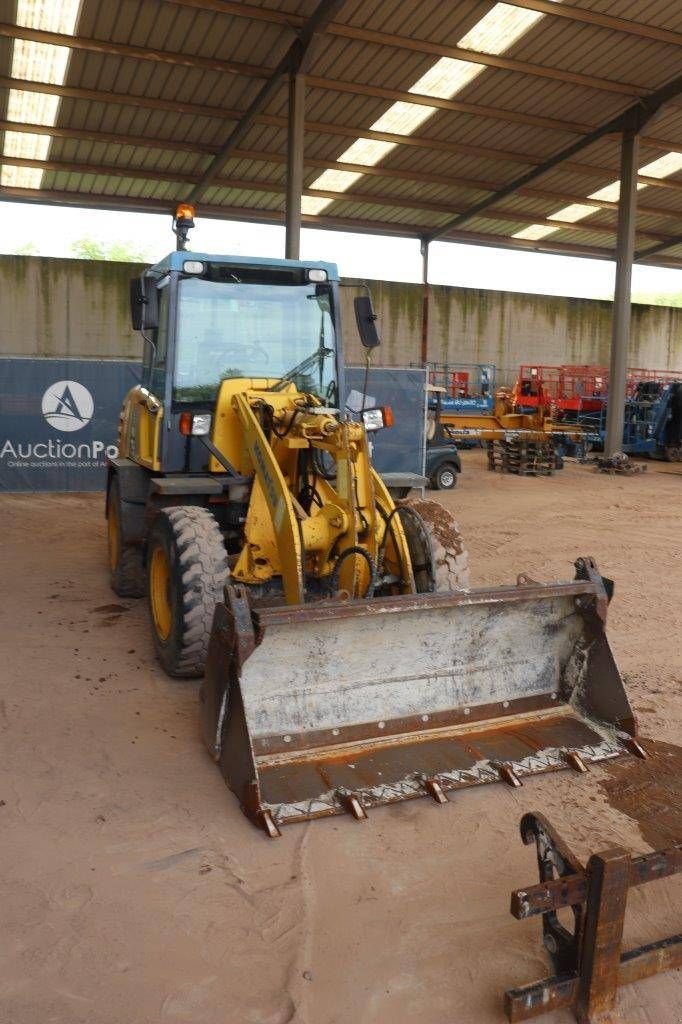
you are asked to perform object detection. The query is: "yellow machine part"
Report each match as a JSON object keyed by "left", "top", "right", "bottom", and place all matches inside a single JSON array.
[
  {"left": 221, "top": 381, "right": 415, "bottom": 603},
  {"left": 115, "top": 376, "right": 415, "bottom": 607},
  {"left": 209, "top": 378, "right": 280, "bottom": 475},
  {"left": 439, "top": 386, "right": 584, "bottom": 443},
  {"left": 117, "top": 385, "right": 163, "bottom": 470}
]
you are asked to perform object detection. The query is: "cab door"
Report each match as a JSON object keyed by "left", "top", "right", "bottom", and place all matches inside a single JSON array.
[{"left": 121, "top": 281, "right": 169, "bottom": 470}]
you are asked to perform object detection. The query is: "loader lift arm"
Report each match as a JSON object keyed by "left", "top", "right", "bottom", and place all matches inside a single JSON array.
[{"left": 229, "top": 386, "right": 415, "bottom": 603}]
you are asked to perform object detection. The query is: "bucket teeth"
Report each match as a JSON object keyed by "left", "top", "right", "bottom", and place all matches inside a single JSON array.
[
  {"left": 423, "top": 778, "right": 449, "bottom": 804},
  {"left": 623, "top": 736, "right": 648, "bottom": 759},
  {"left": 338, "top": 792, "right": 368, "bottom": 821},
  {"left": 494, "top": 762, "right": 523, "bottom": 788},
  {"left": 562, "top": 750, "right": 589, "bottom": 773},
  {"left": 259, "top": 809, "right": 282, "bottom": 839}
]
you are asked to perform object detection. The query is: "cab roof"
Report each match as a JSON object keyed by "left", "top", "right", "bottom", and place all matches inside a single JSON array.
[{"left": 150, "top": 251, "right": 339, "bottom": 280}]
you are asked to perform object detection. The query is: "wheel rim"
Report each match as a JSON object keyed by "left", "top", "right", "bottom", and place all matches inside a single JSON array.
[
  {"left": 107, "top": 501, "right": 119, "bottom": 571},
  {"left": 439, "top": 469, "right": 455, "bottom": 488},
  {"left": 149, "top": 545, "right": 172, "bottom": 641}
]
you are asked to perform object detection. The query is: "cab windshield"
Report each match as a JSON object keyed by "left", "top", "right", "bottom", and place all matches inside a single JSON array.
[{"left": 173, "top": 275, "right": 336, "bottom": 404}]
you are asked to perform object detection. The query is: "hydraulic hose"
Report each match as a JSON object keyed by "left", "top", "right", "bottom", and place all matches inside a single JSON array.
[
  {"left": 376, "top": 503, "right": 407, "bottom": 589},
  {"left": 330, "top": 546, "right": 377, "bottom": 599}
]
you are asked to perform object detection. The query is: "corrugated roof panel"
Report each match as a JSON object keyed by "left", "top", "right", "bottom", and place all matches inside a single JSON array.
[
  {"left": 575, "top": 0, "right": 682, "bottom": 32},
  {"left": 2, "top": 0, "right": 682, "bottom": 265},
  {"left": 509, "top": 18, "right": 678, "bottom": 88},
  {"left": 343, "top": 0, "right": 488, "bottom": 43}
]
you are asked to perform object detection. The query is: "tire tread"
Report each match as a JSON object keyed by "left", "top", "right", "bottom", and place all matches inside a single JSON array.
[{"left": 153, "top": 506, "right": 229, "bottom": 677}]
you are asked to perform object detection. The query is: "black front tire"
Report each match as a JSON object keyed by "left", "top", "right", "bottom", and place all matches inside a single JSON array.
[
  {"left": 147, "top": 506, "right": 230, "bottom": 678},
  {"left": 430, "top": 462, "right": 458, "bottom": 490},
  {"left": 398, "top": 498, "right": 469, "bottom": 592}
]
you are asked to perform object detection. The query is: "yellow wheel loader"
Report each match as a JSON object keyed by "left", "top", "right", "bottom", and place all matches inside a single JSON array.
[{"left": 107, "top": 228, "right": 643, "bottom": 837}]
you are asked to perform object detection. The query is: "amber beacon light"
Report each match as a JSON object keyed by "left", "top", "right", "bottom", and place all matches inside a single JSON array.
[{"left": 173, "top": 202, "right": 196, "bottom": 251}]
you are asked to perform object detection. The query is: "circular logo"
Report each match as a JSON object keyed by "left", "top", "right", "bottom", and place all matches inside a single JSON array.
[{"left": 41, "top": 380, "right": 94, "bottom": 432}]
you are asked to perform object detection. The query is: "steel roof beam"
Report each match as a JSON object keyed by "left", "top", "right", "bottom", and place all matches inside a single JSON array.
[
  {"left": 167, "top": 0, "right": 682, "bottom": 50},
  {"left": 0, "top": 22, "right": 264, "bottom": 78},
  {"left": 0, "top": 19, "right": 649, "bottom": 100},
  {"left": 159, "top": 1, "right": 648, "bottom": 97},
  {"left": 8, "top": 75, "right": 682, "bottom": 164},
  {"left": 423, "top": 72, "right": 682, "bottom": 244},
  {"left": 506, "top": 1, "right": 682, "bottom": 48},
  {"left": 186, "top": 0, "right": 346, "bottom": 203},
  {"left": 0, "top": 74, "right": 589, "bottom": 145},
  {"left": 5, "top": 182, "right": 682, "bottom": 268},
  {"left": 636, "top": 234, "right": 682, "bottom": 260},
  {"left": 0, "top": 73, "right": 592, "bottom": 138},
  {"left": 7, "top": 120, "right": 682, "bottom": 205},
  {"left": 3, "top": 154, "right": 679, "bottom": 244}
]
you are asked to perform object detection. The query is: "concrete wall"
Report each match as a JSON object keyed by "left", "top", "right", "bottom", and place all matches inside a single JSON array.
[
  {"left": 2, "top": 255, "right": 682, "bottom": 383},
  {"left": 0, "top": 255, "right": 144, "bottom": 360},
  {"left": 340, "top": 278, "right": 682, "bottom": 380}
]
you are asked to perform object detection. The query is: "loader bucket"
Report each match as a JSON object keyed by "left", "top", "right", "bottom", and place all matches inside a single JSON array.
[{"left": 200, "top": 558, "right": 642, "bottom": 836}]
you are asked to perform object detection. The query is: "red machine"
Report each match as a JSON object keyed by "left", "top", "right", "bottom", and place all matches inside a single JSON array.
[
  {"left": 428, "top": 368, "right": 471, "bottom": 398},
  {"left": 516, "top": 363, "right": 680, "bottom": 418}
]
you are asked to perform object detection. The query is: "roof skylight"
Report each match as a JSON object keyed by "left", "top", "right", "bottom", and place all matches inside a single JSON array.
[
  {"left": 638, "top": 152, "right": 682, "bottom": 178},
  {"left": 513, "top": 224, "right": 559, "bottom": 241},
  {"left": 512, "top": 150, "right": 682, "bottom": 245},
  {"left": 548, "top": 202, "right": 601, "bottom": 223},
  {"left": 1, "top": 0, "right": 82, "bottom": 189},
  {"left": 301, "top": 2, "right": 550, "bottom": 216}
]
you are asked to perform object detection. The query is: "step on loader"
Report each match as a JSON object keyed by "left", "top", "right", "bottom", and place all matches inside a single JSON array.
[{"left": 108, "top": 207, "right": 642, "bottom": 836}]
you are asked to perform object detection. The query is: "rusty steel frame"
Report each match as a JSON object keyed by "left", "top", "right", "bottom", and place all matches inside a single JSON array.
[
  {"left": 504, "top": 812, "right": 681, "bottom": 1023},
  {"left": 0, "top": 70, "right": 592, "bottom": 136}
]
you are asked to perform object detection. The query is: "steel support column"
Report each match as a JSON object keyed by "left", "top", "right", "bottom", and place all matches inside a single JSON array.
[
  {"left": 285, "top": 71, "right": 305, "bottom": 260},
  {"left": 420, "top": 240, "right": 430, "bottom": 364},
  {"left": 605, "top": 128, "right": 639, "bottom": 456}
]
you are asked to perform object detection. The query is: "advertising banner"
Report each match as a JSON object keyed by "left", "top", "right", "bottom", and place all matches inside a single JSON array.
[
  {"left": 0, "top": 360, "right": 425, "bottom": 492},
  {"left": 0, "top": 358, "right": 142, "bottom": 492}
]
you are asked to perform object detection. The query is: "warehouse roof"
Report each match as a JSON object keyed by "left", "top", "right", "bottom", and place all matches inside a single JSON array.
[{"left": 2, "top": 0, "right": 682, "bottom": 266}]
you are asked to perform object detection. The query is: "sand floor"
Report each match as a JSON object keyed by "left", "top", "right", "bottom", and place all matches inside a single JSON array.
[{"left": 0, "top": 451, "right": 680, "bottom": 1024}]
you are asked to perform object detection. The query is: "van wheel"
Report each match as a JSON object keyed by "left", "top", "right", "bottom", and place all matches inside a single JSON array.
[
  {"left": 107, "top": 475, "right": 145, "bottom": 598},
  {"left": 147, "top": 506, "right": 230, "bottom": 678},
  {"left": 430, "top": 463, "right": 458, "bottom": 490}
]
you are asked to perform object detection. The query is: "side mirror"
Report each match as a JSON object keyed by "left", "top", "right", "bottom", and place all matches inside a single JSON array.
[
  {"left": 354, "top": 295, "right": 380, "bottom": 349},
  {"left": 130, "top": 276, "right": 158, "bottom": 331}
]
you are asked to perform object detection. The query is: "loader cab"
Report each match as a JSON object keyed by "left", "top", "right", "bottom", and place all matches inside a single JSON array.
[{"left": 130, "top": 252, "right": 343, "bottom": 473}]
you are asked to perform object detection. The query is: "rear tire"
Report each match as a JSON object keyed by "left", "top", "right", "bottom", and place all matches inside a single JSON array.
[
  {"left": 147, "top": 506, "right": 230, "bottom": 678},
  {"left": 398, "top": 498, "right": 469, "bottom": 592},
  {"left": 107, "top": 475, "right": 145, "bottom": 598}
]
